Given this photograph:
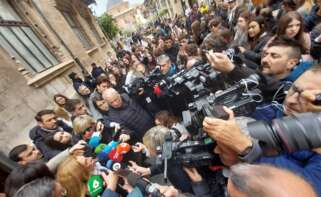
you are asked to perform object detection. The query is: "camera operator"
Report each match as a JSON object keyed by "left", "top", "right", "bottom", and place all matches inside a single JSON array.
[
  {"left": 203, "top": 65, "right": 321, "bottom": 196},
  {"left": 207, "top": 36, "right": 314, "bottom": 120},
  {"left": 157, "top": 54, "right": 178, "bottom": 78},
  {"left": 128, "top": 126, "right": 193, "bottom": 193},
  {"left": 129, "top": 126, "right": 227, "bottom": 196}
]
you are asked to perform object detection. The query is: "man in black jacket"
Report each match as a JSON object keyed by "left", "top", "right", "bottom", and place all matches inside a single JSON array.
[
  {"left": 29, "top": 110, "right": 72, "bottom": 160},
  {"left": 102, "top": 88, "right": 154, "bottom": 141},
  {"left": 164, "top": 36, "right": 180, "bottom": 65}
]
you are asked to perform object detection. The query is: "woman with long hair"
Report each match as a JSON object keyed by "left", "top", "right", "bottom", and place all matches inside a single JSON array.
[
  {"left": 275, "top": 11, "right": 311, "bottom": 55},
  {"left": 56, "top": 155, "right": 94, "bottom": 197},
  {"left": 263, "top": 11, "right": 312, "bottom": 60},
  {"left": 238, "top": 16, "right": 272, "bottom": 66},
  {"left": 53, "top": 94, "right": 70, "bottom": 122}
]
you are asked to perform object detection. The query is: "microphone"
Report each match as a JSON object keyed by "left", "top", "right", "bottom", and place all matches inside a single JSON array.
[
  {"left": 108, "top": 149, "right": 123, "bottom": 162},
  {"left": 153, "top": 85, "right": 162, "bottom": 96},
  {"left": 127, "top": 172, "right": 162, "bottom": 197},
  {"left": 95, "top": 144, "right": 106, "bottom": 154},
  {"left": 95, "top": 162, "right": 108, "bottom": 173},
  {"left": 87, "top": 175, "right": 104, "bottom": 197},
  {"left": 88, "top": 132, "right": 101, "bottom": 149},
  {"left": 96, "top": 141, "right": 119, "bottom": 161},
  {"left": 116, "top": 143, "right": 131, "bottom": 154}
]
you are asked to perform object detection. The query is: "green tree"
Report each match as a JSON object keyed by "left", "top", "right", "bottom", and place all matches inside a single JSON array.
[{"left": 98, "top": 13, "right": 119, "bottom": 40}]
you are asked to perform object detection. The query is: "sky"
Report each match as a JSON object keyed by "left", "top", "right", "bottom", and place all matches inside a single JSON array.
[{"left": 90, "top": 0, "right": 144, "bottom": 16}]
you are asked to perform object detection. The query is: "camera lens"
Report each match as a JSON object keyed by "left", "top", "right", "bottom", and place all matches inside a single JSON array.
[{"left": 248, "top": 112, "right": 321, "bottom": 152}]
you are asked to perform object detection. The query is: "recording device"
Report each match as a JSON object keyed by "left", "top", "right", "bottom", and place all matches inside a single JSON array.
[
  {"left": 182, "top": 74, "right": 262, "bottom": 137},
  {"left": 116, "top": 169, "right": 162, "bottom": 197},
  {"left": 222, "top": 48, "right": 242, "bottom": 65},
  {"left": 159, "top": 62, "right": 224, "bottom": 99},
  {"left": 87, "top": 175, "right": 104, "bottom": 197},
  {"left": 156, "top": 62, "right": 225, "bottom": 115},
  {"left": 156, "top": 133, "right": 220, "bottom": 167},
  {"left": 155, "top": 133, "right": 222, "bottom": 182},
  {"left": 155, "top": 74, "right": 262, "bottom": 178},
  {"left": 123, "top": 66, "right": 162, "bottom": 96},
  {"left": 248, "top": 112, "right": 321, "bottom": 153}
]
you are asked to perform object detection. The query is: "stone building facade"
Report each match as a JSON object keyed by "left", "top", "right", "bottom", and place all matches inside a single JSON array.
[
  {"left": 0, "top": 0, "right": 114, "bottom": 153},
  {"left": 107, "top": 0, "right": 144, "bottom": 32},
  {"left": 147, "top": 0, "right": 185, "bottom": 18}
]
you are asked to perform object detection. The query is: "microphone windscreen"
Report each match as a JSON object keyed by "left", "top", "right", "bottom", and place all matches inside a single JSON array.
[
  {"left": 95, "top": 144, "right": 106, "bottom": 154},
  {"left": 87, "top": 175, "right": 104, "bottom": 197},
  {"left": 108, "top": 149, "right": 123, "bottom": 162},
  {"left": 106, "top": 160, "right": 113, "bottom": 169},
  {"left": 116, "top": 143, "right": 131, "bottom": 154},
  {"left": 89, "top": 135, "right": 101, "bottom": 149}
]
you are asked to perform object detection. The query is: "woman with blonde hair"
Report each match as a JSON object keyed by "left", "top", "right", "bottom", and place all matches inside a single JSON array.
[
  {"left": 57, "top": 155, "right": 142, "bottom": 197},
  {"left": 56, "top": 155, "right": 94, "bottom": 197},
  {"left": 73, "top": 114, "right": 129, "bottom": 144},
  {"left": 72, "top": 114, "right": 96, "bottom": 136}
]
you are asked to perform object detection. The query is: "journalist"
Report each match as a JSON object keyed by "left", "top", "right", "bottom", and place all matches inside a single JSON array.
[
  {"left": 207, "top": 36, "right": 314, "bottom": 120},
  {"left": 8, "top": 140, "right": 86, "bottom": 171},
  {"left": 157, "top": 54, "right": 178, "bottom": 78},
  {"left": 29, "top": 110, "right": 73, "bottom": 160},
  {"left": 203, "top": 65, "right": 321, "bottom": 196},
  {"left": 128, "top": 126, "right": 227, "bottom": 196}
]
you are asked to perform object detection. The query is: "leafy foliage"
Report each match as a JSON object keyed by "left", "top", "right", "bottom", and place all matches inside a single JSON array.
[{"left": 98, "top": 13, "right": 119, "bottom": 40}]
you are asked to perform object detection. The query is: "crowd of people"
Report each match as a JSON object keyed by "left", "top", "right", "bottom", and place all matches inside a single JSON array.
[{"left": 4, "top": 0, "right": 321, "bottom": 196}]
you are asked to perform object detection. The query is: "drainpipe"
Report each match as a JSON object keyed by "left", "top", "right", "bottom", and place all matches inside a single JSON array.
[{"left": 30, "top": 0, "right": 86, "bottom": 71}]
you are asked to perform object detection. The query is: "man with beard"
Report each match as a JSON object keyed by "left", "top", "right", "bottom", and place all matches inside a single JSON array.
[
  {"left": 203, "top": 65, "right": 321, "bottom": 196},
  {"left": 207, "top": 36, "right": 314, "bottom": 120},
  {"left": 29, "top": 110, "right": 72, "bottom": 160}
]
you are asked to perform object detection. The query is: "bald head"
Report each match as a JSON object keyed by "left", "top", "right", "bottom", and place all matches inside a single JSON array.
[
  {"left": 228, "top": 164, "right": 317, "bottom": 197},
  {"left": 102, "top": 88, "right": 123, "bottom": 108}
]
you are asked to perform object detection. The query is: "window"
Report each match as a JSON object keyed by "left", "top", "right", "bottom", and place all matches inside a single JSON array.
[
  {"left": 61, "top": 11, "right": 93, "bottom": 49},
  {"left": 88, "top": 21, "right": 102, "bottom": 43},
  {"left": 0, "top": 0, "right": 59, "bottom": 73}
]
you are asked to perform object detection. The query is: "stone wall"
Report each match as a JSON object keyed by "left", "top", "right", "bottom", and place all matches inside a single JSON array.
[{"left": 0, "top": 0, "right": 114, "bottom": 154}]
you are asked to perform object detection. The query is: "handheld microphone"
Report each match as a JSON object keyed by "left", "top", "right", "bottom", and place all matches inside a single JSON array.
[
  {"left": 108, "top": 149, "right": 123, "bottom": 162},
  {"left": 88, "top": 132, "right": 101, "bottom": 149},
  {"left": 87, "top": 175, "right": 104, "bottom": 197},
  {"left": 127, "top": 172, "right": 162, "bottom": 197},
  {"left": 116, "top": 143, "right": 131, "bottom": 154},
  {"left": 97, "top": 141, "right": 119, "bottom": 161}
]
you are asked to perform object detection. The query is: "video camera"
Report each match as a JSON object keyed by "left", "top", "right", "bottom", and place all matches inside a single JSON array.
[
  {"left": 155, "top": 75, "right": 263, "bottom": 178},
  {"left": 159, "top": 62, "right": 224, "bottom": 100},
  {"left": 123, "top": 66, "right": 163, "bottom": 96},
  {"left": 182, "top": 74, "right": 262, "bottom": 137},
  {"left": 156, "top": 133, "right": 220, "bottom": 167}
]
